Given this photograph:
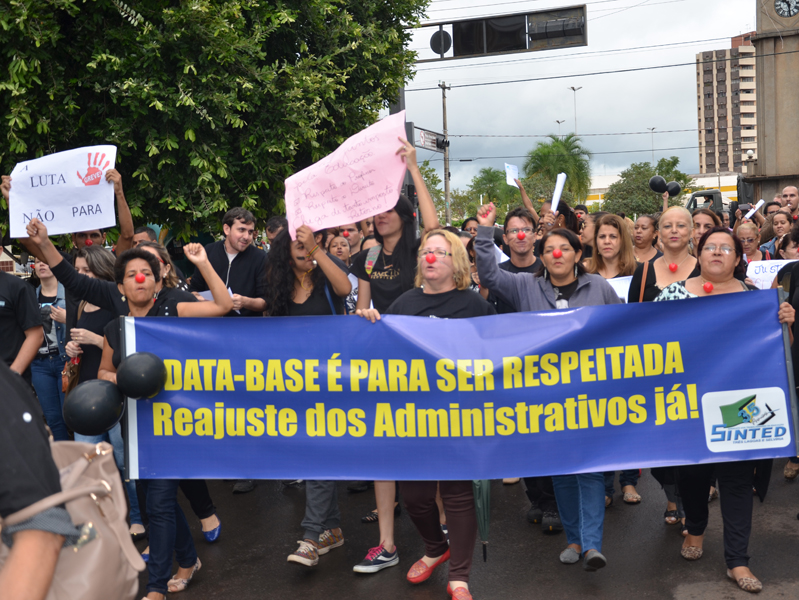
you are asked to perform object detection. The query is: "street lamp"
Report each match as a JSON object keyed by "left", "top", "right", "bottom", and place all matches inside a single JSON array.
[
  {"left": 647, "top": 127, "right": 656, "bottom": 165},
  {"left": 556, "top": 120, "right": 565, "bottom": 140},
  {"left": 568, "top": 86, "right": 582, "bottom": 134}
]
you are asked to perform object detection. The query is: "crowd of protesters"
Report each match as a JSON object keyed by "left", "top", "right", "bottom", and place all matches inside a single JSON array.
[{"left": 2, "top": 152, "right": 799, "bottom": 599}]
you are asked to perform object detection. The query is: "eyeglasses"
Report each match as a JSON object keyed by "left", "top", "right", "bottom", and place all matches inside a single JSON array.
[
  {"left": 418, "top": 249, "right": 452, "bottom": 259},
  {"left": 508, "top": 228, "right": 534, "bottom": 237},
  {"left": 739, "top": 238, "right": 757, "bottom": 244},
  {"left": 464, "top": 227, "right": 478, "bottom": 233},
  {"left": 702, "top": 244, "right": 735, "bottom": 254}
]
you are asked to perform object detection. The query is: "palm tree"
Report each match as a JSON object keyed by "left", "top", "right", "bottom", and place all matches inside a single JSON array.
[{"left": 523, "top": 134, "right": 591, "bottom": 201}]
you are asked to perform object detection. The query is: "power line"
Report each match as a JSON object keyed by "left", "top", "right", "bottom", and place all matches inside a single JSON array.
[
  {"left": 424, "top": 0, "right": 620, "bottom": 14},
  {"left": 412, "top": 37, "right": 732, "bottom": 71},
  {"left": 422, "top": 145, "right": 700, "bottom": 162},
  {"left": 421, "top": 0, "right": 684, "bottom": 20},
  {"left": 405, "top": 48, "right": 798, "bottom": 92}
]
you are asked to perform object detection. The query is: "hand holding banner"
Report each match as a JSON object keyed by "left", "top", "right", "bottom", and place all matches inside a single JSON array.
[
  {"left": 9, "top": 145, "right": 118, "bottom": 238},
  {"left": 284, "top": 112, "right": 408, "bottom": 239}
]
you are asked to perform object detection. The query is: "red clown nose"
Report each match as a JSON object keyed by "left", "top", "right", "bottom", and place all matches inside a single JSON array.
[
  {"left": 516, "top": 231, "right": 526, "bottom": 240},
  {"left": 85, "top": 239, "right": 93, "bottom": 246},
  {"left": 552, "top": 249, "right": 562, "bottom": 258},
  {"left": 342, "top": 230, "right": 349, "bottom": 237},
  {"left": 425, "top": 253, "right": 437, "bottom": 264},
  {"left": 668, "top": 263, "right": 678, "bottom": 273},
  {"left": 703, "top": 282, "right": 714, "bottom": 293},
  {"left": 135, "top": 273, "right": 146, "bottom": 283}
]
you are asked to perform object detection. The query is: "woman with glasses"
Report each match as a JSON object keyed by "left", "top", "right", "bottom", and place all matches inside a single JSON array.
[
  {"left": 655, "top": 227, "right": 794, "bottom": 593},
  {"left": 356, "top": 229, "right": 495, "bottom": 600},
  {"left": 473, "top": 203, "right": 620, "bottom": 573},
  {"left": 738, "top": 222, "right": 770, "bottom": 263},
  {"left": 461, "top": 218, "right": 479, "bottom": 237},
  {"left": 633, "top": 214, "right": 661, "bottom": 264}
]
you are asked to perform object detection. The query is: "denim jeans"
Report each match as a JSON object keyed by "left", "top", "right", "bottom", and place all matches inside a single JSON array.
[
  {"left": 31, "top": 354, "right": 69, "bottom": 441},
  {"left": 75, "top": 423, "right": 142, "bottom": 525},
  {"left": 603, "top": 469, "right": 640, "bottom": 497},
  {"left": 552, "top": 473, "right": 606, "bottom": 553},
  {"left": 140, "top": 479, "right": 198, "bottom": 595}
]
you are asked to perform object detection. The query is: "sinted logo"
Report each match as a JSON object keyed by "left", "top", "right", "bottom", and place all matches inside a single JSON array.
[{"left": 701, "top": 387, "right": 791, "bottom": 452}]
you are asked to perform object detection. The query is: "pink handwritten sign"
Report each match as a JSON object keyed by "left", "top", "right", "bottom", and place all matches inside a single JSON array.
[{"left": 285, "top": 111, "right": 408, "bottom": 239}]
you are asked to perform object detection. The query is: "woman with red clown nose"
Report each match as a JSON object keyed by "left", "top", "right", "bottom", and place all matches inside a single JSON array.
[
  {"left": 654, "top": 226, "right": 794, "bottom": 594},
  {"left": 355, "top": 229, "right": 495, "bottom": 600},
  {"left": 472, "top": 203, "right": 620, "bottom": 572}
]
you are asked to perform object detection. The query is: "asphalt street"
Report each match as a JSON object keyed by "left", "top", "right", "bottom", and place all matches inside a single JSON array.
[{"left": 136, "top": 460, "right": 799, "bottom": 599}]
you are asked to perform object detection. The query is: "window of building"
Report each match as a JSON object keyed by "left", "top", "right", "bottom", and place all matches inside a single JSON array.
[
  {"left": 741, "top": 77, "right": 754, "bottom": 82},
  {"left": 742, "top": 101, "right": 755, "bottom": 106}
]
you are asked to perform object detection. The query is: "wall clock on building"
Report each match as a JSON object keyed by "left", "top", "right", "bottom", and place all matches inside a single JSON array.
[{"left": 775, "top": 0, "right": 799, "bottom": 17}]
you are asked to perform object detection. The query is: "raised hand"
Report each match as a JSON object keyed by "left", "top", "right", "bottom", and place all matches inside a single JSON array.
[
  {"left": 476, "top": 202, "right": 496, "bottom": 227},
  {"left": 396, "top": 138, "right": 418, "bottom": 169},
  {"left": 25, "top": 218, "right": 50, "bottom": 244},
  {"left": 779, "top": 301, "right": 795, "bottom": 327},
  {"left": 1, "top": 175, "right": 10, "bottom": 201},
  {"left": 104, "top": 168, "right": 123, "bottom": 196},
  {"left": 183, "top": 243, "right": 208, "bottom": 265},
  {"left": 295, "top": 225, "right": 317, "bottom": 255}
]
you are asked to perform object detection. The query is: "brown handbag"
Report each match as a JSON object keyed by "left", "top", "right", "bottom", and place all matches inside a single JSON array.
[
  {"left": 638, "top": 260, "right": 650, "bottom": 303},
  {"left": 61, "top": 302, "right": 86, "bottom": 394},
  {"left": 0, "top": 441, "right": 146, "bottom": 600}
]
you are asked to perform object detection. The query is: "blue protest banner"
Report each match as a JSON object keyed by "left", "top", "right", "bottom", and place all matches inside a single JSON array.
[{"left": 123, "top": 290, "right": 798, "bottom": 480}]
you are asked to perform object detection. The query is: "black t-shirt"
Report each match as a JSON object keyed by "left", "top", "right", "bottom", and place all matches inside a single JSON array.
[
  {"left": 0, "top": 273, "right": 43, "bottom": 382},
  {"left": 553, "top": 279, "right": 579, "bottom": 307},
  {"left": 289, "top": 279, "right": 345, "bottom": 316},
  {"left": 77, "top": 307, "right": 116, "bottom": 383},
  {"left": 386, "top": 287, "right": 497, "bottom": 319},
  {"left": 488, "top": 259, "right": 538, "bottom": 314},
  {"left": 350, "top": 243, "right": 419, "bottom": 313},
  {"left": 103, "top": 291, "right": 191, "bottom": 369},
  {"left": 37, "top": 292, "right": 58, "bottom": 353},
  {"left": 0, "top": 362, "right": 62, "bottom": 519}
]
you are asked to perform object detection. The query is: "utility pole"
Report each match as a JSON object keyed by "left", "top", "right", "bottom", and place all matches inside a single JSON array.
[
  {"left": 439, "top": 81, "right": 452, "bottom": 225},
  {"left": 647, "top": 127, "right": 656, "bottom": 165},
  {"left": 568, "top": 86, "right": 582, "bottom": 135},
  {"left": 556, "top": 120, "right": 565, "bottom": 140}
]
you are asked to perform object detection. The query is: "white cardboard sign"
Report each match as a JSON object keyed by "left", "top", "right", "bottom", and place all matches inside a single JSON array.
[
  {"left": 9, "top": 145, "right": 117, "bottom": 238},
  {"left": 745, "top": 259, "right": 797, "bottom": 290}
]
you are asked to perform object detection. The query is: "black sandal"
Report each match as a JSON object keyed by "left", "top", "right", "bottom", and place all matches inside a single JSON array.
[
  {"left": 664, "top": 509, "right": 679, "bottom": 525},
  {"left": 361, "top": 510, "right": 379, "bottom": 523}
]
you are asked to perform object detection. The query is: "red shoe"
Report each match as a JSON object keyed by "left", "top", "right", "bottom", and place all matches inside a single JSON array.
[
  {"left": 406, "top": 549, "right": 450, "bottom": 584},
  {"left": 447, "top": 583, "right": 473, "bottom": 599}
]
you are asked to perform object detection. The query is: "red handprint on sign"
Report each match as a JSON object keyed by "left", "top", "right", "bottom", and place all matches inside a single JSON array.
[{"left": 77, "top": 152, "right": 110, "bottom": 186}]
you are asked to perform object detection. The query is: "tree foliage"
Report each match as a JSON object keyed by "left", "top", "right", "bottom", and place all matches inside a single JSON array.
[
  {"left": 0, "top": 0, "right": 427, "bottom": 238},
  {"left": 523, "top": 134, "right": 591, "bottom": 201},
  {"left": 601, "top": 157, "right": 695, "bottom": 217}
]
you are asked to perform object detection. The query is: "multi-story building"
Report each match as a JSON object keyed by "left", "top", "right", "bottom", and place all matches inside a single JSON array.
[{"left": 696, "top": 33, "right": 757, "bottom": 174}]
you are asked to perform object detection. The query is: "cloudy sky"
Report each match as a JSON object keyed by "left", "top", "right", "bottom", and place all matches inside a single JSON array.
[{"left": 399, "top": 0, "right": 756, "bottom": 190}]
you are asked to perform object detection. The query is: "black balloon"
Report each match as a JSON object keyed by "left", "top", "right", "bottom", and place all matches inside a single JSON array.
[
  {"left": 667, "top": 181, "right": 682, "bottom": 197},
  {"left": 649, "top": 176, "right": 668, "bottom": 194},
  {"left": 63, "top": 380, "right": 124, "bottom": 436},
  {"left": 116, "top": 352, "right": 167, "bottom": 399}
]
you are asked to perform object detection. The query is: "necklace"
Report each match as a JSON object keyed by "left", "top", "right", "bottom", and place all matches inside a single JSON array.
[
  {"left": 381, "top": 249, "right": 393, "bottom": 270},
  {"left": 665, "top": 253, "right": 691, "bottom": 273},
  {"left": 634, "top": 246, "right": 654, "bottom": 262},
  {"left": 300, "top": 269, "right": 313, "bottom": 291}
]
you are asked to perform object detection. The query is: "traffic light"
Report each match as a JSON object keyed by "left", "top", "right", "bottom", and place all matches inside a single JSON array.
[{"left": 435, "top": 134, "right": 449, "bottom": 150}]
